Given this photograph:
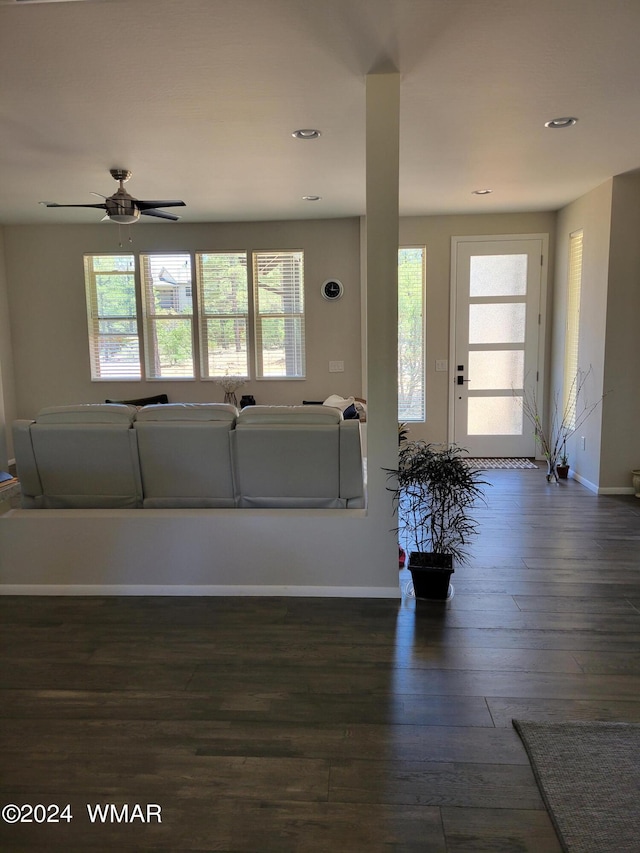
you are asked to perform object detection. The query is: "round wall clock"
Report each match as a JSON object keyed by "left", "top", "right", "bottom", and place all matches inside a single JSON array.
[{"left": 321, "top": 279, "right": 344, "bottom": 301}]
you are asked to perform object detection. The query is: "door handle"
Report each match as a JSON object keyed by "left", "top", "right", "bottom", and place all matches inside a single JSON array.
[{"left": 456, "top": 376, "right": 471, "bottom": 385}]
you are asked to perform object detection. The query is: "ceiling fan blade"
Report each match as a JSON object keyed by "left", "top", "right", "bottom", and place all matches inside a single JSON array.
[
  {"left": 140, "top": 209, "right": 181, "bottom": 221},
  {"left": 41, "top": 202, "right": 108, "bottom": 210},
  {"left": 137, "top": 200, "right": 186, "bottom": 210}
]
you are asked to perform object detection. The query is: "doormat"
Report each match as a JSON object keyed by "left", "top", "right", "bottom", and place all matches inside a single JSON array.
[
  {"left": 462, "top": 458, "right": 538, "bottom": 469},
  {"left": 513, "top": 719, "right": 640, "bottom": 852}
]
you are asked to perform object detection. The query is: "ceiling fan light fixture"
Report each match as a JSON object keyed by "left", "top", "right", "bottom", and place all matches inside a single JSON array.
[
  {"left": 292, "top": 128, "right": 322, "bottom": 140},
  {"left": 545, "top": 116, "right": 578, "bottom": 129},
  {"left": 39, "top": 169, "right": 185, "bottom": 224},
  {"left": 109, "top": 213, "right": 140, "bottom": 224},
  {"left": 105, "top": 195, "right": 140, "bottom": 223}
]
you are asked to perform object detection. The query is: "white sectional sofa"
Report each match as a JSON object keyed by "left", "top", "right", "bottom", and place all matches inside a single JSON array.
[{"left": 13, "top": 402, "right": 366, "bottom": 510}]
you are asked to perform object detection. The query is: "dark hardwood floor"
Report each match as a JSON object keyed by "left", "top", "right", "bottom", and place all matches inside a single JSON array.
[{"left": 1, "top": 468, "right": 639, "bottom": 851}]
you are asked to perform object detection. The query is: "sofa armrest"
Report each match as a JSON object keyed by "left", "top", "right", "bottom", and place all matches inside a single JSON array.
[
  {"left": 340, "top": 419, "right": 365, "bottom": 506},
  {"left": 12, "top": 420, "right": 42, "bottom": 503}
]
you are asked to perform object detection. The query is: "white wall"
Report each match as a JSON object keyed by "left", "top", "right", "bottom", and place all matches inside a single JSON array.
[
  {"left": 555, "top": 181, "right": 612, "bottom": 489},
  {"left": 3, "top": 218, "right": 363, "bottom": 418},
  {"left": 0, "top": 228, "right": 17, "bottom": 469},
  {"left": 553, "top": 174, "right": 640, "bottom": 492},
  {"left": 601, "top": 173, "right": 640, "bottom": 488}
]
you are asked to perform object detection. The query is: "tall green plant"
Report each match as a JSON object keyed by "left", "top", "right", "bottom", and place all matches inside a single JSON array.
[{"left": 388, "top": 442, "right": 487, "bottom": 563}]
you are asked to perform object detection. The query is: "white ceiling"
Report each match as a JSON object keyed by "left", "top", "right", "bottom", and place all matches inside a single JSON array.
[{"left": 1, "top": 0, "right": 640, "bottom": 225}]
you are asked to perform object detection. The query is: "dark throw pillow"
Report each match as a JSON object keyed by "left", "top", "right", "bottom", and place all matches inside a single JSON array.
[
  {"left": 342, "top": 403, "right": 359, "bottom": 420},
  {"left": 105, "top": 394, "right": 169, "bottom": 407}
]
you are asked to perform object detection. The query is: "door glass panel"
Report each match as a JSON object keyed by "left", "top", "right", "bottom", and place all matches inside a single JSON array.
[
  {"left": 469, "top": 303, "right": 526, "bottom": 344},
  {"left": 470, "top": 254, "right": 527, "bottom": 297},
  {"left": 467, "top": 396, "right": 523, "bottom": 435},
  {"left": 468, "top": 350, "right": 524, "bottom": 390}
]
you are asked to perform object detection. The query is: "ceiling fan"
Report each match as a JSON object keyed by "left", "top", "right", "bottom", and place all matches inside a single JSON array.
[{"left": 40, "top": 169, "right": 186, "bottom": 223}]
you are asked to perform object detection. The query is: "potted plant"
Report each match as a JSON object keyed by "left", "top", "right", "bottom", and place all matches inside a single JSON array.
[
  {"left": 398, "top": 422, "right": 410, "bottom": 445},
  {"left": 388, "top": 442, "right": 487, "bottom": 600},
  {"left": 519, "top": 367, "right": 604, "bottom": 484},
  {"left": 556, "top": 445, "right": 570, "bottom": 480}
]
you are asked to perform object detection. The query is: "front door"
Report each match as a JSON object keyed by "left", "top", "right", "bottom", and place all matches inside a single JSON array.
[{"left": 451, "top": 236, "right": 545, "bottom": 457}]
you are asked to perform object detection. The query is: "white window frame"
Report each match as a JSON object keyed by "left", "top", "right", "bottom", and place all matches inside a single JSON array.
[
  {"left": 195, "top": 251, "right": 250, "bottom": 379},
  {"left": 140, "top": 253, "right": 196, "bottom": 380},
  {"left": 85, "top": 248, "right": 306, "bottom": 384},
  {"left": 84, "top": 254, "right": 141, "bottom": 381},
  {"left": 253, "top": 250, "right": 305, "bottom": 380}
]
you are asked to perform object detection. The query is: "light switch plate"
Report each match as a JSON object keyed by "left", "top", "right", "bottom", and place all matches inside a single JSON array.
[
  {"left": 329, "top": 360, "right": 344, "bottom": 373},
  {"left": 435, "top": 359, "right": 448, "bottom": 372}
]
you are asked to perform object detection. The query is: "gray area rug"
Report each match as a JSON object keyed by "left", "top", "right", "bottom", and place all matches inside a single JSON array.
[
  {"left": 513, "top": 720, "right": 640, "bottom": 853},
  {"left": 463, "top": 457, "right": 538, "bottom": 469}
]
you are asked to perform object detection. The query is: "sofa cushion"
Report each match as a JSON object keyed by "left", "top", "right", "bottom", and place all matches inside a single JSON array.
[
  {"left": 232, "top": 405, "right": 350, "bottom": 508},
  {"left": 36, "top": 404, "right": 137, "bottom": 425},
  {"left": 236, "top": 404, "right": 341, "bottom": 426},
  {"left": 135, "top": 402, "right": 238, "bottom": 422},
  {"left": 134, "top": 403, "right": 237, "bottom": 507},
  {"left": 28, "top": 413, "right": 142, "bottom": 508},
  {"left": 233, "top": 426, "right": 341, "bottom": 507}
]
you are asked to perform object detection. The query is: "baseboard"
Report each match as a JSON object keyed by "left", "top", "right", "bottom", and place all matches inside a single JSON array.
[
  {"left": 0, "top": 584, "right": 402, "bottom": 598},
  {"left": 571, "top": 471, "right": 599, "bottom": 493},
  {"left": 572, "top": 471, "right": 636, "bottom": 495}
]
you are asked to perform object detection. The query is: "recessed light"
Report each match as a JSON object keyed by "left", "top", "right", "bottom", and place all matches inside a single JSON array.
[
  {"left": 292, "top": 129, "right": 322, "bottom": 140},
  {"left": 472, "top": 189, "right": 493, "bottom": 195},
  {"left": 545, "top": 117, "right": 578, "bottom": 129},
  {"left": 302, "top": 195, "right": 322, "bottom": 201}
]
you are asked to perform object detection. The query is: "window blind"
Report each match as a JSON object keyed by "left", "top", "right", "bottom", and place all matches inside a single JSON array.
[
  {"left": 196, "top": 252, "right": 249, "bottom": 378},
  {"left": 398, "top": 246, "right": 426, "bottom": 421},
  {"left": 140, "top": 253, "right": 195, "bottom": 379},
  {"left": 84, "top": 254, "right": 141, "bottom": 380},
  {"left": 253, "top": 251, "right": 305, "bottom": 379},
  {"left": 563, "top": 231, "right": 583, "bottom": 428}
]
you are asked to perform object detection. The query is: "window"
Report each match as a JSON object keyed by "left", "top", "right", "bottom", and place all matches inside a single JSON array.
[
  {"left": 253, "top": 251, "right": 305, "bottom": 379},
  {"left": 563, "top": 230, "right": 583, "bottom": 428},
  {"left": 84, "top": 254, "right": 140, "bottom": 380},
  {"left": 398, "top": 247, "right": 425, "bottom": 421},
  {"left": 140, "top": 253, "right": 195, "bottom": 379},
  {"left": 85, "top": 249, "right": 305, "bottom": 382},
  {"left": 196, "top": 252, "right": 249, "bottom": 378}
]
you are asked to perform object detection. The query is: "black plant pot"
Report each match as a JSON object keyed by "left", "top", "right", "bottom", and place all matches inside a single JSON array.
[{"left": 408, "top": 552, "right": 454, "bottom": 600}]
